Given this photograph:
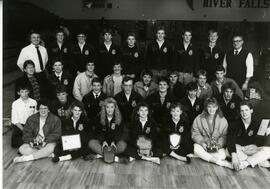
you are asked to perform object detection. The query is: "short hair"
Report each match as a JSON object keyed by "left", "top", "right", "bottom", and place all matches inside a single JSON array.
[
  {"left": 103, "top": 28, "right": 113, "bottom": 35},
  {"left": 196, "top": 69, "right": 207, "bottom": 78},
  {"left": 52, "top": 60, "right": 63, "bottom": 66},
  {"left": 208, "top": 29, "right": 218, "bottom": 35},
  {"left": 92, "top": 77, "right": 102, "bottom": 85},
  {"left": 156, "top": 26, "right": 166, "bottom": 34},
  {"left": 170, "top": 102, "right": 183, "bottom": 112},
  {"left": 84, "top": 57, "right": 95, "bottom": 67},
  {"left": 240, "top": 100, "right": 253, "bottom": 110},
  {"left": 16, "top": 84, "right": 30, "bottom": 93},
  {"left": 70, "top": 101, "right": 85, "bottom": 113},
  {"left": 158, "top": 76, "right": 169, "bottom": 85},
  {"left": 182, "top": 29, "right": 192, "bottom": 35},
  {"left": 29, "top": 29, "right": 40, "bottom": 36},
  {"left": 215, "top": 65, "right": 225, "bottom": 72},
  {"left": 77, "top": 31, "right": 86, "bottom": 36},
  {"left": 233, "top": 34, "right": 244, "bottom": 40},
  {"left": 169, "top": 70, "right": 179, "bottom": 77},
  {"left": 23, "top": 60, "right": 35, "bottom": 69},
  {"left": 55, "top": 28, "right": 65, "bottom": 35},
  {"left": 113, "top": 59, "right": 122, "bottom": 67},
  {"left": 127, "top": 32, "right": 136, "bottom": 39},
  {"left": 37, "top": 98, "right": 51, "bottom": 110},
  {"left": 122, "top": 76, "right": 133, "bottom": 84},
  {"left": 221, "top": 82, "right": 236, "bottom": 94},
  {"left": 186, "top": 82, "right": 197, "bottom": 91},
  {"left": 140, "top": 69, "right": 153, "bottom": 81},
  {"left": 55, "top": 84, "right": 67, "bottom": 94}
]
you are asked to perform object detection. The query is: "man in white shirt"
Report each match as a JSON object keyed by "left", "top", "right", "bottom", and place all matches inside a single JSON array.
[
  {"left": 11, "top": 86, "right": 37, "bottom": 148},
  {"left": 223, "top": 35, "right": 254, "bottom": 90},
  {"left": 17, "top": 30, "right": 48, "bottom": 74}
]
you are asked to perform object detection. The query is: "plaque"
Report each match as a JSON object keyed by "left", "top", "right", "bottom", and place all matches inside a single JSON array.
[
  {"left": 61, "top": 134, "right": 82, "bottom": 151},
  {"left": 136, "top": 136, "right": 153, "bottom": 157},
  {"left": 206, "top": 138, "right": 218, "bottom": 153},
  {"left": 169, "top": 133, "right": 181, "bottom": 149}
]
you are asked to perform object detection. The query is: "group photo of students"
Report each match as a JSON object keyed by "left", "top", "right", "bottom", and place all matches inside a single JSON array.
[{"left": 10, "top": 24, "right": 270, "bottom": 172}]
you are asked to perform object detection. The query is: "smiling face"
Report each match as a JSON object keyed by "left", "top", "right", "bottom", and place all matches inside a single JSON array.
[
  {"left": 197, "top": 75, "right": 207, "bottom": 87},
  {"left": 233, "top": 36, "right": 244, "bottom": 50},
  {"left": 106, "top": 103, "right": 115, "bottom": 117},
  {"left": 56, "top": 32, "right": 64, "bottom": 43},
  {"left": 209, "top": 32, "right": 218, "bottom": 43},
  {"left": 240, "top": 105, "right": 253, "bottom": 120},
  {"left": 170, "top": 107, "right": 182, "bottom": 120},
  {"left": 18, "top": 89, "right": 30, "bottom": 100},
  {"left": 24, "top": 64, "right": 35, "bottom": 76},
  {"left": 206, "top": 103, "right": 218, "bottom": 116},
  {"left": 30, "top": 33, "right": 41, "bottom": 46},
  {"left": 72, "top": 106, "right": 82, "bottom": 119},
  {"left": 138, "top": 106, "right": 149, "bottom": 119},
  {"left": 77, "top": 34, "right": 86, "bottom": 44},
  {"left": 53, "top": 61, "right": 63, "bottom": 73},
  {"left": 92, "top": 82, "right": 102, "bottom": 94},
  {"left": 39, "top": 104, "right": 49, "bottom": 118},
  {"left": 188, "top": 89, "right": 197, "bottom": 99},
  {"left": 113, "top": 64, "right": 122, "bottom": 74},
  {"left": 156, "top": 29, "right": 165, "bottom": 41},
  {"left": 159, "top": 81, "right": 169, "bottom": 93},
  {"left": 142, "top": 74, "right": 152, "bottom": 85},
  {"left": 86, "top": 62, "right": 95, "bottom": 72},
  {"left": 182, "top": 31, "right": 192, "bottom": 43}
]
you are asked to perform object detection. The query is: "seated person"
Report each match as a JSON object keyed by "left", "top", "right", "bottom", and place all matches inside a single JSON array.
[
  {"left": 211, "top": 65, "right": 243, "bottom": 99},
  {"left": 147, "top": 77, "right": 176, "bottom": 124},
  {"left": 134, "top": 69, "right": 158, "bottom": 99},
  {"left": 82, "top": 77, "right": 106, "bottom": 121},
  {"left": 15, "top": 60, "right": 48, "bottom": 101},
  {"left": 47, "top": 60, "right": 73, "bottom": 99},
  {"left": 180, "top": 82, "right": 203, "bottom": 124},
  {"left": 50, "top": 85, "right": 75, "bottom": 121},
  {"left": 11, "top": 85, "right": 37, "bottom": 148},
  {"left": 192, "top": 98, "right": 232, "bottom": 168},
  {"left": 73, "top": 58, "right": 98, "bottom": 101},
  {"left": 88, "top": 98, "right": 127, "bottom": 163},
  {"left": 161, "top": 103, "right": 193, "bottom": 162},
  {"left": 216, "top": 82, "right": 241, "bottom": 122},
  {"left": 52, "top": 101, "right": 94, "bottom": 162},
  {"left": 168, "top": 71, "right": 186, "bottom": 100},
  {"left": 125, "top": 103, "right": 162, "bottom": 164},
  {"left": 103, "top": 60, "right": 124, "bottom": 97},
  {"left": 195, "top": 69, "right": 213, "bottom": 101},
  {"left": 227, "top": 101, "right": 270, "bottom": 171},
  {"left": 115, "top": 76, "right": 143, "bottom": 123},
  {"left": 13, "top": 99, "right": 61, "bottom": 163}
]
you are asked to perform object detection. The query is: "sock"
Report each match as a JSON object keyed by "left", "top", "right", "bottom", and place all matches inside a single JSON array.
[
  {"left": 129, "top": 157, "right": 135, "bottom": 162},
  {"left": 114, "top": 156, "right": 119, "bottom": 162},
  {"left": 59, "top": 154, "right": 72, "bottom": 161},
  {"left": 96, "top": 154, "right": 103, "bottom": 159},
  {"left": 14, "top": 155, "right": 34, "bottom": 163}
]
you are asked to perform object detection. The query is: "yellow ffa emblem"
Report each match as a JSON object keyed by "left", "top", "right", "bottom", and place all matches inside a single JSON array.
[
  {"left": 63, "top": 79, "right": 68, "bottom": 85},
  {"left": 163, "top": 47, "right": 167, "bottom": 53},
  {"left": 145, "top": 127, "right": 151, "bottom": 134},
  {"left": 63, "top": 48, "right": 67, "bottom": 53},
  {"left": 248, "top": 130, "right": 254, "bottom": 136},
  {"left": 78, "top": 124, "right": 84, "bottom": 131},
  {"left": 195, "top": 105, "right": 200, "bottom": 111},
  {"left": 230, "top": 102, "right": 235, "bottom": 109},
  {"left": 134, "top": 52, "right": 139, "bottom": 58},
  {"left": 111, "top": 49, "right": 116, "bottom": 55},
  {"left": 214, "top": 53, "right": 219, "bottom": 59},
  {"left": 131, "top": 100, "right": 137, "bottom": 107},
  {"left": 85, "top": 50, "right": 89, "bottom": 55},
  {"left": 166, "top": 102, "right": 171, "bottom": 109},
  {"left": 179, "top": 126, "right": 184, "bottom": 133},
  {"left": 188, "top": 50, "right": 193, "bottom": 56},
  {"left": 111, "top": 123, "right": 116, "bottom": 130}
]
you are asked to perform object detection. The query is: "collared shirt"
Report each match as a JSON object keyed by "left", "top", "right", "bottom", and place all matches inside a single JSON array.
[
  {"left": 104, "top": 42, "right": 112, "bottom": 51},
  {"left": 78, "top": 42, "right": 85, "bottom": 53},
  {"left": 11, "top": 98, "right": 37, "bottom": 125},
  {"left": 93, "top": 91, "right": 101, "bottom": 99},
  {"left": 57, "top": 42, "right": 63, "bottom": 50},
  {"left": 188, "top": 96, "right": 196, "bottom": 106},
  {"left": 223, "top": 47, "right": 254, "bottom": 78},
  {"left": 17, "top": 44, "right": 48, "bottom": 73},
  {"left": 39, "top": 117, "right": 46, "bottom": 138},
  {"left": 71, "top": 117, "right": 79, "bottom": 129},
  {"left": 55, "top": 71, "right": 63, "bottom": 81},
  {"left": 156, "top": 40, "right": 164, "bottom": 48}
]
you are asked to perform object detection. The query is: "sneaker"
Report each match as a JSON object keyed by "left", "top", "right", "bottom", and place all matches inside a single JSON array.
[
  {"left": 52, "top": 157, "right": 60, "bottom": 163},
  {"left": 83, "top": 154, "right": 97, "bottom": 161},
  {"left": 186, "top": 157, "right": 191, "bottom": 164}
]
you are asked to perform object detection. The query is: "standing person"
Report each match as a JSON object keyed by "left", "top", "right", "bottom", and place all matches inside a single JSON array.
[
  {"left": 83, "top": 77, "right": 106, "bottom": 121},
  {"left": 200, "top": 29, "right": 224, "bottom": 82},
  {"left": 195, "top": 70, "right": 213, "bottom": 101},
  {"left": 52, "top": 101, "right": 94, "bottom": 162},
  {"left": 168, "top": 71, "right": 186, "bottom": 101},
  {"left": 211, "top": 65, "right": 243, "bottom": 99},
  {"left": 88, "top": 98, "right": 127, "bottom": 163},
  {"left": 192, "top": 98, "right": 232, "bottom": 168},
  {"left": 223, "top": 34, "right": 254, "bottom": 90},
  {"left": 173, "top": 29, "right": 199, "bottom": 85},
  {"left": 125, "top": 103, "right": 162, "bottom": 164},
  {"left": 134, "top": 70, "right": 158, "bottom": 100},
  {"left": 103, "top": 60, "right": 124, "bottom": 97},
  {"left": 145, "top": 26, "right": 172, "bottom": 81},
  {"left": 17, "top": 30, "right": 48, "bottom": 77},
  {"left": 69, "top": 31, "right": 96, "bottom": 76},
  {"left": 115, "top": 77, "right": 143, "bottom": 123},
  {"left": 227, "top": 101, "right": 270, "bottom": 171},
  {"left": 147, "top": 77, "right": 176, "bottom": 124},
  {"left": 73, "top": 60, "right": 98, "bottom": 101},
  {"left": 121, "top": 32, "right": 144, "bottom": 81},
  {"left": 47, "top": 28, "right": 69, "bottom": 73},
  {"left": 97, "top": 28, "right": 121, "bottom": 79},
  {"left": 15, "top": 60, "right": 48, "bottom": 101},
  {"left": 13, "top": 99, "right": 61, "bottom": 163},
  {"left": 161, "top": 103, "right": 193, "bottom": 163},
  {"left": 11, "top": 86, "right": 37, "bottom": 148}
]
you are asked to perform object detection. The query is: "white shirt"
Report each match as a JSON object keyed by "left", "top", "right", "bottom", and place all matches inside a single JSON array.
[
  {"left": 125, "top": 93, "right": 131, "bottom": 101},
  {"left": 223, "top": 47, "right": 254, "bottom": 78},
  {"left": 71, "top": 117, "right": 78, "bottom": 129},
  {"left": 39, "top": 117, "right": 46, "bottom": 138},
  {"left": 11, "top": 98, "right": 37, "bottom": 125},
  {"left": 57, "top": 42, "right": 63, "bottom": 50},
  {"left": 78, "top": 42, "right": 85, "bottom": 53},
  {"left": 17, "top": 44, "right": 48, "bottom": 73},
  {"left": 113, "top": 75, "right": 123, "bottom": 96},
  {"left": 104, "top": 42, "right": 112, "bottom": 51},
  {"left": 93, "top": 91, "right": 101, "bottom": 99},
  {"left": 156, "top": 40, "right": 164, "bottom": 49},
  {"left": 183, "top": 42, "right": 190, "bottom": 51},
  {"left": 55, "top": 71, "right": 63, "bottom": 81},
  {"left": 188, "top": 96, "right": 196, "bottom": 107}
]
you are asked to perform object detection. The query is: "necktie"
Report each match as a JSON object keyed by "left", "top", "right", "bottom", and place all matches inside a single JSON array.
[
  {"left": 95, "top": 94, "right": 98, "bottom": 99},
  {"left": 234, "top": 50, "right": 238, "bottom": 55},
  {"left": 36, "top": 46, "right": 44, "bottom": 70}
]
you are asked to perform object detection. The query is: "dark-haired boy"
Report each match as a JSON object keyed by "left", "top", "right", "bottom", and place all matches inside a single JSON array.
[{"left": 11, "top": 86, "right": 37, "bottom": 148}]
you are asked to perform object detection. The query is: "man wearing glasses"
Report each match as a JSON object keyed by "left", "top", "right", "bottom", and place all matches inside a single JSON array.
[{"left": 223, "top": 35, "right": 254, "bottom": 91}]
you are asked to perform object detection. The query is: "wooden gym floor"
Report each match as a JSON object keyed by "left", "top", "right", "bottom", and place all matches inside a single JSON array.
[{"left": 3, "top": 130, "right": 270, "bottom": 189}]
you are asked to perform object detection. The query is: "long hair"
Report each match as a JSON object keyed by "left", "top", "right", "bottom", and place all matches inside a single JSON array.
[
  {"left": 131, "top": 102, "right": 153, "bottom": 122},
  {"left": 202, "top": 97, "right": 223, "bottom": 118},
  {"left": 70, "top": 101, "right": 87, "bottom": 119},
  {"left": 100, "top": 97, "right": 122, "bottom": 126}
]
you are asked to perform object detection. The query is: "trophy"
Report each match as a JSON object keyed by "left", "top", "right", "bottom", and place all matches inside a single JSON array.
[
  {"left": 169, "top": 133, "right": 181, "bottom": 150},
  {"left": 136, "top": 136, "right": 153, "bottom": 157},
  {"left": 103, "top": 145, "right": 116, "bottom": 163},
  {"left": 33, "top": 134, "right": 44, "bottom": 149},
  {"left": 206, "top": 138, "right": 218, "bottom": 153}
]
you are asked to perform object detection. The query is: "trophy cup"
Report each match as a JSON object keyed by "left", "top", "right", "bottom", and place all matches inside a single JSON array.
[
  {"left": 169, "top": 133, "right": 181, "bottom": 150},
  {"left": 206, "top": 138, "right": 218, "bottom": 153},
  {"left": 136, "top": 136, "right": 153, "bottom": 157}
]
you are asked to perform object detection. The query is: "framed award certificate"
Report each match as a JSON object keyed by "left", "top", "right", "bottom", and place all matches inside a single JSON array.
[{"left": 61, "top": 134, "right": 82, "bottom": 151}]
